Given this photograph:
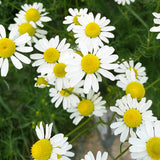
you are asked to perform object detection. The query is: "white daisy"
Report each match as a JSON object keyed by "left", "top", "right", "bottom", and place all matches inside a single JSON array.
[
  {"left": 110, "top": 94, "right": 157, "bottom": 142},
  {"left": 73, "top": 12, "right": 115, "bottom": 54},
  {"left": 115, "top": 59, "right": 148, "bottom": 83},
  {"left": 63, "top": 8, "right": 88, "bottom": 32},
  {"left": 81, "top": 151, "right": 108, "bottom": 160},
  {"left": 15, "top": 2, "right": 51, "bottom": 27},
  {"left": 150, "top": 12, "right": 160, "bottom": 39},
  {"left": 49, "top": 80, "right": 84, "bottom": 110},
  {"left": 8, "top": 21, "right": 47, "bottom": 45},
  {"left": 67, "top": 90, "right": 107, "bottom": 125},
  {"left": 31, "top": 121, "right": 75, "bottom": 160},
  {"left": 30, "top": 36, "right": 72, "bottom": 75},
  {"left": 129, "top": 120, "right": 160, "bottom": 160},
  {"left": 34, "top": 75, "right": 49, "bottom": 88},
  {"left": 65, "top": 45, "right": 118, "bottom": 94},
  {"left": 0, "top": 25, "right": 33, "bottom": 77},
  {"left": 114, "top": 0, "right": 135, "bottom": 5},
  {"left": 116, "top": 69, "right": 147, "bottom": 100}
]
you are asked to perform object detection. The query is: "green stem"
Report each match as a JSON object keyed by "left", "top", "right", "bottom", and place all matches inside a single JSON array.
[
  {"left": 99, "top": 113, "right": 116, "bottom": 125},
  {"left": 4, "top": 0, "right": 21, "bottom": 10},
  {"left": 65, "top": 116, "right": 93, "bottom": 137},
  {"left": 145, "top": 76, "right": 160, "bottom": 90},
  {"left": 44, "top": 23, "right": 61, "bottom": 34},
  {"left": 75, "top": 0, "right": 79, "bottom": 8}
]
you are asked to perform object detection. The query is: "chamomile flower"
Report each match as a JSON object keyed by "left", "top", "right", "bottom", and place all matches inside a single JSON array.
[
  {"left": 67, "top": 90, "right": 107, "bottom": 125},
  {"left": 31, "top": 121, "right": 75, "bottom": 160},
  {"left": 110, "top": 94, "right": 156, "bottom": 142},
  {"left": 115, "top": 59, "right": 148, "bottom": 83},
  {"left": 114, "top": 0, "right": 135, "bottom": 5},
  {"left": 34, "top": 75, "right": 49, "bottom": 88},
  {"left": 73, "top": 12, "right": 115, "bottom": 54},
  {"left": 30, "top": 36, "right": 72, "bottom": 75},
  {"left": 15, "top": 2, "right": 51, "bottom": 27},
  {"left": 129, "top": 120, "right": 160, "bottom": 160},
  {"left": 81, "top": 151, "right": 108, "bottom": 160},
  {"left": 8, "top": 21, "right": 47, "bottom": 45},
  {"left": 65, "top": 45, "right": 118, "bottom": 94},
  {"left": 0, "top": 25, "right": 32, "bottom": 77},
  {"left": 150, "top": 12, "right": 160, "bottom": 39},
  {"left": 116, "top": 69, "right": 146, "bottom": 100},
  {"left": 63, "top": 8, "right": 88, "bottom": 32},
  {"left": 49, "top": 81, "right": 84, "bottom": 109}
]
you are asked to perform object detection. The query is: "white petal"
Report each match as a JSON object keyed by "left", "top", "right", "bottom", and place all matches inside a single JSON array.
[
  {"left": 1, "top": 58, "right": 9, "bottom": 77},
  {"left": 11, "top": 56, "right": 23, "bottom": 69},
  {"left": 14, "top": 52, "right": 31, "bottom": 64}
]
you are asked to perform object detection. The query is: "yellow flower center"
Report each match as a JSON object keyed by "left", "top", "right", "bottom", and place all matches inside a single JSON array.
[
  {"left": 57, "top": 154, "right": 62, "bottom": 159},
  {"left": 53, "top": 63, "right": 66, "bottom": 78},
  {"left": 78, "top": 99, "right": 94, "bottom": 116},
  {"left": 43, "top": 48, "right": 60, "bottom": 63},
  {"left": 31, "top": 139, "right": 52, "bottom": 160},
  {"left": 146, "top": 137, "right": 160, "bottom": 159},
  {"left": 36, "top": 77, "right": 48, "bottom": 86},
  {"left": 123, "top": 108, "right": 142, "bottom": 128},
  {"left": 59, "top": 87, "right": 73, "bottom": 97},
  {"left": 85, "top": 22, "right": 101, "bottom": 38},
  {"left": 0, "top": 38, "right": 16, "bottom": 58},
  {"left": 18, "top": 23, "right": 35, "bottom": 36},
  {"left": 73, "top": 15, "right": 81, "bottom": 25},
  {"left": 25, "top": 8, "right": 40, "bottom": 22},
  {"left": 128, "top": 67, "right": 138, "bottom": 78},
  {"left": 126, "top": 82, "right": 145, "bottom": 100},
  {"left": 81, "top": 54, "right": 100, "bottom": 74}
]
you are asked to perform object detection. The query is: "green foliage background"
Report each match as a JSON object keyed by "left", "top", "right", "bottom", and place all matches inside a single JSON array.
[{"left": 0, "top": 0, "right": 160, "bottom": 159}]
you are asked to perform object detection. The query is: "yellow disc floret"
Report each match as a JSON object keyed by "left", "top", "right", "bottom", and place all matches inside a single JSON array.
[
  {"left": 59, "top": 87, "right": 73, "bottom": 97},
  {"left": 123, "top": 108, "right": 142, "bottom": 128},
  {"left": 25, "top": 8, "right": 40, "bottom": 22},
  {"left": 146, "top": 137, "right": 160, "bottom": 159},
  {"left": 18, "top": 23, "right": 35, "bottom": 36},
  {"left": 36, "top": 77, "right": 48, "bottom": 86},
  {"left": 53, "top": 63, "right": 66, "bottom": 78},
  {"left": 78, "top": 99, "right": 94, "bottom": 116},
  {"left": 85, "top": 22, "right": 101, "bottom": 38},
  {"left": 128, "top": 67, "right": 138, "bottom": 78},
  {"left": 81, "top": 54, "right": 100, "bottom": 74},
  {"left": 31, "top": 139, "right": 52, "bottom": 160},
  {"left": 0, "top": 38, "right": 16, "bottom": 58},
  {"left": 126, "top": 82, "right": 145, "bottom": 100},
  {"left": 73, "top": 15, "right": 81, "bottom": 25},
  {"left": 43, "top": 48, "right": 60, "bottom": 63}
]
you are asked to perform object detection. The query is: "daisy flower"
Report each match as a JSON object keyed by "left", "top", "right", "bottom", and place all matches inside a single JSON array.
[
  {"left": 30, "top": 36, "right": 72, "bottom": 75},
  {"left": 81, "top": 151, "right": 108, "bottom": 160},
  {"left": 34, "top": 75, "right": 49, "bottom": 88},
  {"left": 15, "top": 2, "right": 51, "bottom": 27},
  {"left": 65, "top": 45, "right": 118, "bottom": 94},
  {"left": 8, "top": 21, "right": 47, "bottom": 45},
  {"left": 31, "top": 121, "right": 75, "bottom": 160},
  {"left": 73, "top": 12, "right": 115, "bottom": 54},
  {"left": 129, "top": 120, "right": 160, "bottom": 160},
  {"left": 110, "top": 94, "right": 156, "bottom": 142},
  {"left": 49, "top": 80, "right": 84, "bottom": 110},
  {"left": 150, "top": 12, "right": 160, "bottom": 39},
  {"left": 0, "top": 24, "right": 33, "bottom": 77},
  {"left": 67, "top": 90, "right": 107, "bottom": 125},
  {"left": 116, "top": 69, "right": 146, "bottom": 100},
  {"left": 114, "top": 0, "right": 135, "bottom": 5},
  {"left": 63, "top": 8, "right": 88, "bottom": 32},
  {"left": 115, "top": 59, "right": 148, "bottom": 83}
]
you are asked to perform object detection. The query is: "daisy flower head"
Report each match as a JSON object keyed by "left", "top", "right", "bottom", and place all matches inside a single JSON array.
[
  {"left": 0, "top": 24, "right": 33, "bottom": 77},
  {"left": 30, "top": 36, "right": 72, "bottom": 75},
  {"left": 67, "top": 90, "right": 107, "bottom": 125},
  {"left": 129, "top": 120, "right": 160, "bottom": 160},
  {"left": 15, "top": 2, "right": 51, "bottom": 27},
  {"left": 81, "top": 151, "right": 108, "bottom": 160},
  {"left": 49, "top": 80, "right": 84, "bottom": 110},
  {"left": 150, "top": 12, "right": 160, "bottom": 39},
  {"left": 114, "top": 0, "right": 135, "bottom": 5},
  {"left": 31, "top": 121, "right": 75, "bottom": 160},
  {"left": 73, "top": 12, "right": 115, "bottom": 54},
  {"left": 8, "top": 21, "right": 47, "bottom": 45},
  {"left": 63, "top": 8, "right": 88, "bottom": 32},
  {"left": 65, "top": 45, "right": 118, "bottom": 94},
  {"left": 34, "top": 75, "right": 49, "bottom": 88},
  {"left": 110, "top": 94, "right": 156, "bottom": 142},
  {"left": 116, "top": 69, "right": 146, "bottom": 100},
  {"left": 115, "top": 59, "right": 148, "bottom": 83}
]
